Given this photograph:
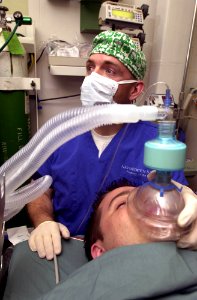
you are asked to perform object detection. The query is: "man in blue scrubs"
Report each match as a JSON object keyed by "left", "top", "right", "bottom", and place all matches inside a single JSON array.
[{"left": 27, "top": 31, "right": 197, "bottom": 260}]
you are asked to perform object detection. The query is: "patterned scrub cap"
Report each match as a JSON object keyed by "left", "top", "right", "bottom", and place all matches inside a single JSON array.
[{"left": 89, "top": 31, "right": 146, "bottom": 80}]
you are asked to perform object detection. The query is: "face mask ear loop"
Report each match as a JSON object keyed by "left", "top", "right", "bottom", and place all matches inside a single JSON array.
[{"left": 118, "top": 80, "right": 138, "bottom": 85}]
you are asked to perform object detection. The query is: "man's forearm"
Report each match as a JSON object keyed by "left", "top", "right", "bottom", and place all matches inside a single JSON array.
[{"left": 27, "top": 188, "right": 54, "bottom": 227}]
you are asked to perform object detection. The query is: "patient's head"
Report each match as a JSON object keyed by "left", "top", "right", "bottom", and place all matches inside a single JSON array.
[{"left": 84, "top": 182, "right": 151, "bottom": 260}]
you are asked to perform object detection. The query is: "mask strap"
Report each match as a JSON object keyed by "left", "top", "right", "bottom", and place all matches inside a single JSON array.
[{"left": 118, "top": 80, "right": 138, "bottom": 85}]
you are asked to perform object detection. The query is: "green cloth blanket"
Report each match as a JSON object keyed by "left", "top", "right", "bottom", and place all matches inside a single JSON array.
[
  {"left": 3, "top": 239, "right": 87, "bottom": 300},
  {"left": 4, "top": 241, "right": 197, "bottom": 300}
]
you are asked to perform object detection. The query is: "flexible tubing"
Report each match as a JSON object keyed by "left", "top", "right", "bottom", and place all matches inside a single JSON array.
[
  {"left": 6, "top": 176, "right": 52, "bottom": 209},
  {"left": 0, "top": 23, "right": 19, "bottom": 53},
  {"left": 0, "top": 106, "right": 92, "bottom": 180},
  {"left": 1, "top": 104, "right": 159, "bottom": 220},
  {"left": 4, "top": 175, "right": 52, "bottom": 221},
  {"left": 1, "top": 106, "right": 101, "bottom": 220},
  {"left": 5, "top": 104, "right": 159, "bottom": 192}
]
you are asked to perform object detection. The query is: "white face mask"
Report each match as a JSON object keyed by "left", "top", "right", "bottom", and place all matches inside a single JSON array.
[{"left": 80, "top": 72, "right": 137, "bottom": 106}]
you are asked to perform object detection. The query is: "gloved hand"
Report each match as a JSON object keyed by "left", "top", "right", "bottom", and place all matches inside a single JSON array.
[
  {"left": 148, "top": 171, "right": 197, "bottom": 249},
  {"left": 28, "top": 221, "right": 70, "bottom": 260},
  {"left": 172, "top": 180, "right": 197, "bottom": 249}
]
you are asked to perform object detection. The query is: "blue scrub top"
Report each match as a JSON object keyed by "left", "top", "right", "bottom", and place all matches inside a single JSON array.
[{"left": 35, "top": 121, "right": 187, "bottom": 235}]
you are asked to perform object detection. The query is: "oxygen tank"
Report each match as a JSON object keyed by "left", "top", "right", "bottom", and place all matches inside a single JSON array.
[
  {"left": 0, "top": 90, "right": 30, "bottom": 165},
  {"left": 0, "top": 6, "right": 30, "bottom": 165}
]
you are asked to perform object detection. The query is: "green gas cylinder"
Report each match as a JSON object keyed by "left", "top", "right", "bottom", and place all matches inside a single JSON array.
[{"left": 0, "top": 90, "right": 30, "bottom": 165}]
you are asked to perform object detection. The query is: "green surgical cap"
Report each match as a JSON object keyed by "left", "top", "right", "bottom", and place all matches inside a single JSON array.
[{"left": 89, "top": 31, "right": 146, "bottom": 80}]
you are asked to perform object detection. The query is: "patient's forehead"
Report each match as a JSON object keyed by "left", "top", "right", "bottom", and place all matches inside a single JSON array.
[{"left": 99, "top": 186, "right": 135, "bottom": 211}]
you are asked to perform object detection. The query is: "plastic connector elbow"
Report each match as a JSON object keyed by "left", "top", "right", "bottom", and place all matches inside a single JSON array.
[{"left": 164, "top": 88, "right": 171, "bottom": 107}]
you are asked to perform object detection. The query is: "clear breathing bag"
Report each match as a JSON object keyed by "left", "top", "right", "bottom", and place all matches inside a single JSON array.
[
  {"left": 127, "top": 175, "right": 191, "bottom": 241},
  {"left": 127, "top": 121, "right": 191, "bottom": 241}
]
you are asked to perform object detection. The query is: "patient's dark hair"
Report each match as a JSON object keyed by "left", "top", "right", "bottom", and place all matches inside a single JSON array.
[{"left": 84, "top": 178, "right": 134, "bottom": 260}]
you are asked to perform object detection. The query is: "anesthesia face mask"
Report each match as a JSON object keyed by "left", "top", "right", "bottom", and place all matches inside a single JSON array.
[{"left": 80, "top": 72, "right": 138, "bottom": 106}]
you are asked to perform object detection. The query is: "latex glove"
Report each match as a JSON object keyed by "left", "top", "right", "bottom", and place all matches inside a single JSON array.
[
  {"left": 28, "top": 221, "right": 70, "bottom": 260},
  {"left": 172, "top": 180, "right": 197, "bottom": 249},
  {"left": 148, "top": 172, "right": 197, "bottom": 249}
]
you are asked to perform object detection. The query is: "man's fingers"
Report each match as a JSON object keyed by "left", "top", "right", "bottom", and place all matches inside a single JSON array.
[
  {"left": 147, "top": 170, "right": 156, "bottom": 181},
  {"left": 172, "top": 180, "right": 197, "bottom": 250},
  {"left": 176, "top": 184, "right": 197, "bottom": 227},
  {"left": 59, "top": 223, "right": 70, "bottom": 239},
  {"left": 28, "top": 233, "right": 37, "bottom": 252},
  {"left": 178, "top": 198, "right": 197, "bottom": 227},
  {"left": 28, "top": 221, "right": 60, "bottom": 259},
  {"left": 35, "top": 234, "right": 50, "bottom": 259},
  {"left": 50, "top": 226, "right": 62, "bottom": 257},
  {"left": 177, "top": 220, "right": 197, "bottom": 249},
  {"left": 171, "top": 179, "right": 182, "bottom": 190},
  {"left": 28, "top": 221, "right": 71, "bottom": 259}
]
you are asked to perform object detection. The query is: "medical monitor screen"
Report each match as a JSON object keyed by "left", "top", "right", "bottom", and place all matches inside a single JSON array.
[{"left": 112, "top": 9, "right": 134, "bottom": 20}]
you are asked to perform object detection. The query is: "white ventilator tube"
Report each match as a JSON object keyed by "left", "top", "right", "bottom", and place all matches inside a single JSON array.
[{"left": 0, "top": 104, "right": 167, "bottom": 221}]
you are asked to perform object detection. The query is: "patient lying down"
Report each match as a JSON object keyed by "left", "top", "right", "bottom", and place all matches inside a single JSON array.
[
  {"left": 4, "top": 183, "right": 197, "bottom": 300},
  {"left": 84, "top": 185, "right": 151, "bottom": 260}
]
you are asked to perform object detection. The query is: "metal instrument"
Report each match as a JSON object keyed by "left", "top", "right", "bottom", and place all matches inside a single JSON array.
[{"left": 0, "top": 174, "right": 5, "bottom": 278}]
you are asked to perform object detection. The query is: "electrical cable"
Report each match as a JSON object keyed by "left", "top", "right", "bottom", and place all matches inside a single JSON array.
[
  {"left": 36, "top": 46, "right": 46, "bottom": 63},
  {"left": 16, "top": 33, "right": 25, "bottom": 37},
  {"left": 137, "top": 81, "right": 170, "bottom": 105},
  {"left": 38, "top": 94, "right": 80, "bottom": 102},
  {"left": 0, "top": 22, "right": 20, "bottom": 53},
  {"left": 183, "top": 115, "right": 197, "bottom": 121},
  {"left": 28, "top": 53, "right": 35, "bottom": 70},
  {"left": 75, "top": 124, "right": 129, "bottom": 234},
  {"left": 97, "top": 124, "right": 129, "bottom": 193},
  {"left": 36, "top": 39, "right": 67, "bottom": 63}
]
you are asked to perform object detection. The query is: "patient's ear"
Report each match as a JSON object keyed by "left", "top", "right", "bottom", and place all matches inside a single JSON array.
[{"left": 91, "top": 241, "right": 106, "bottom": 259}]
